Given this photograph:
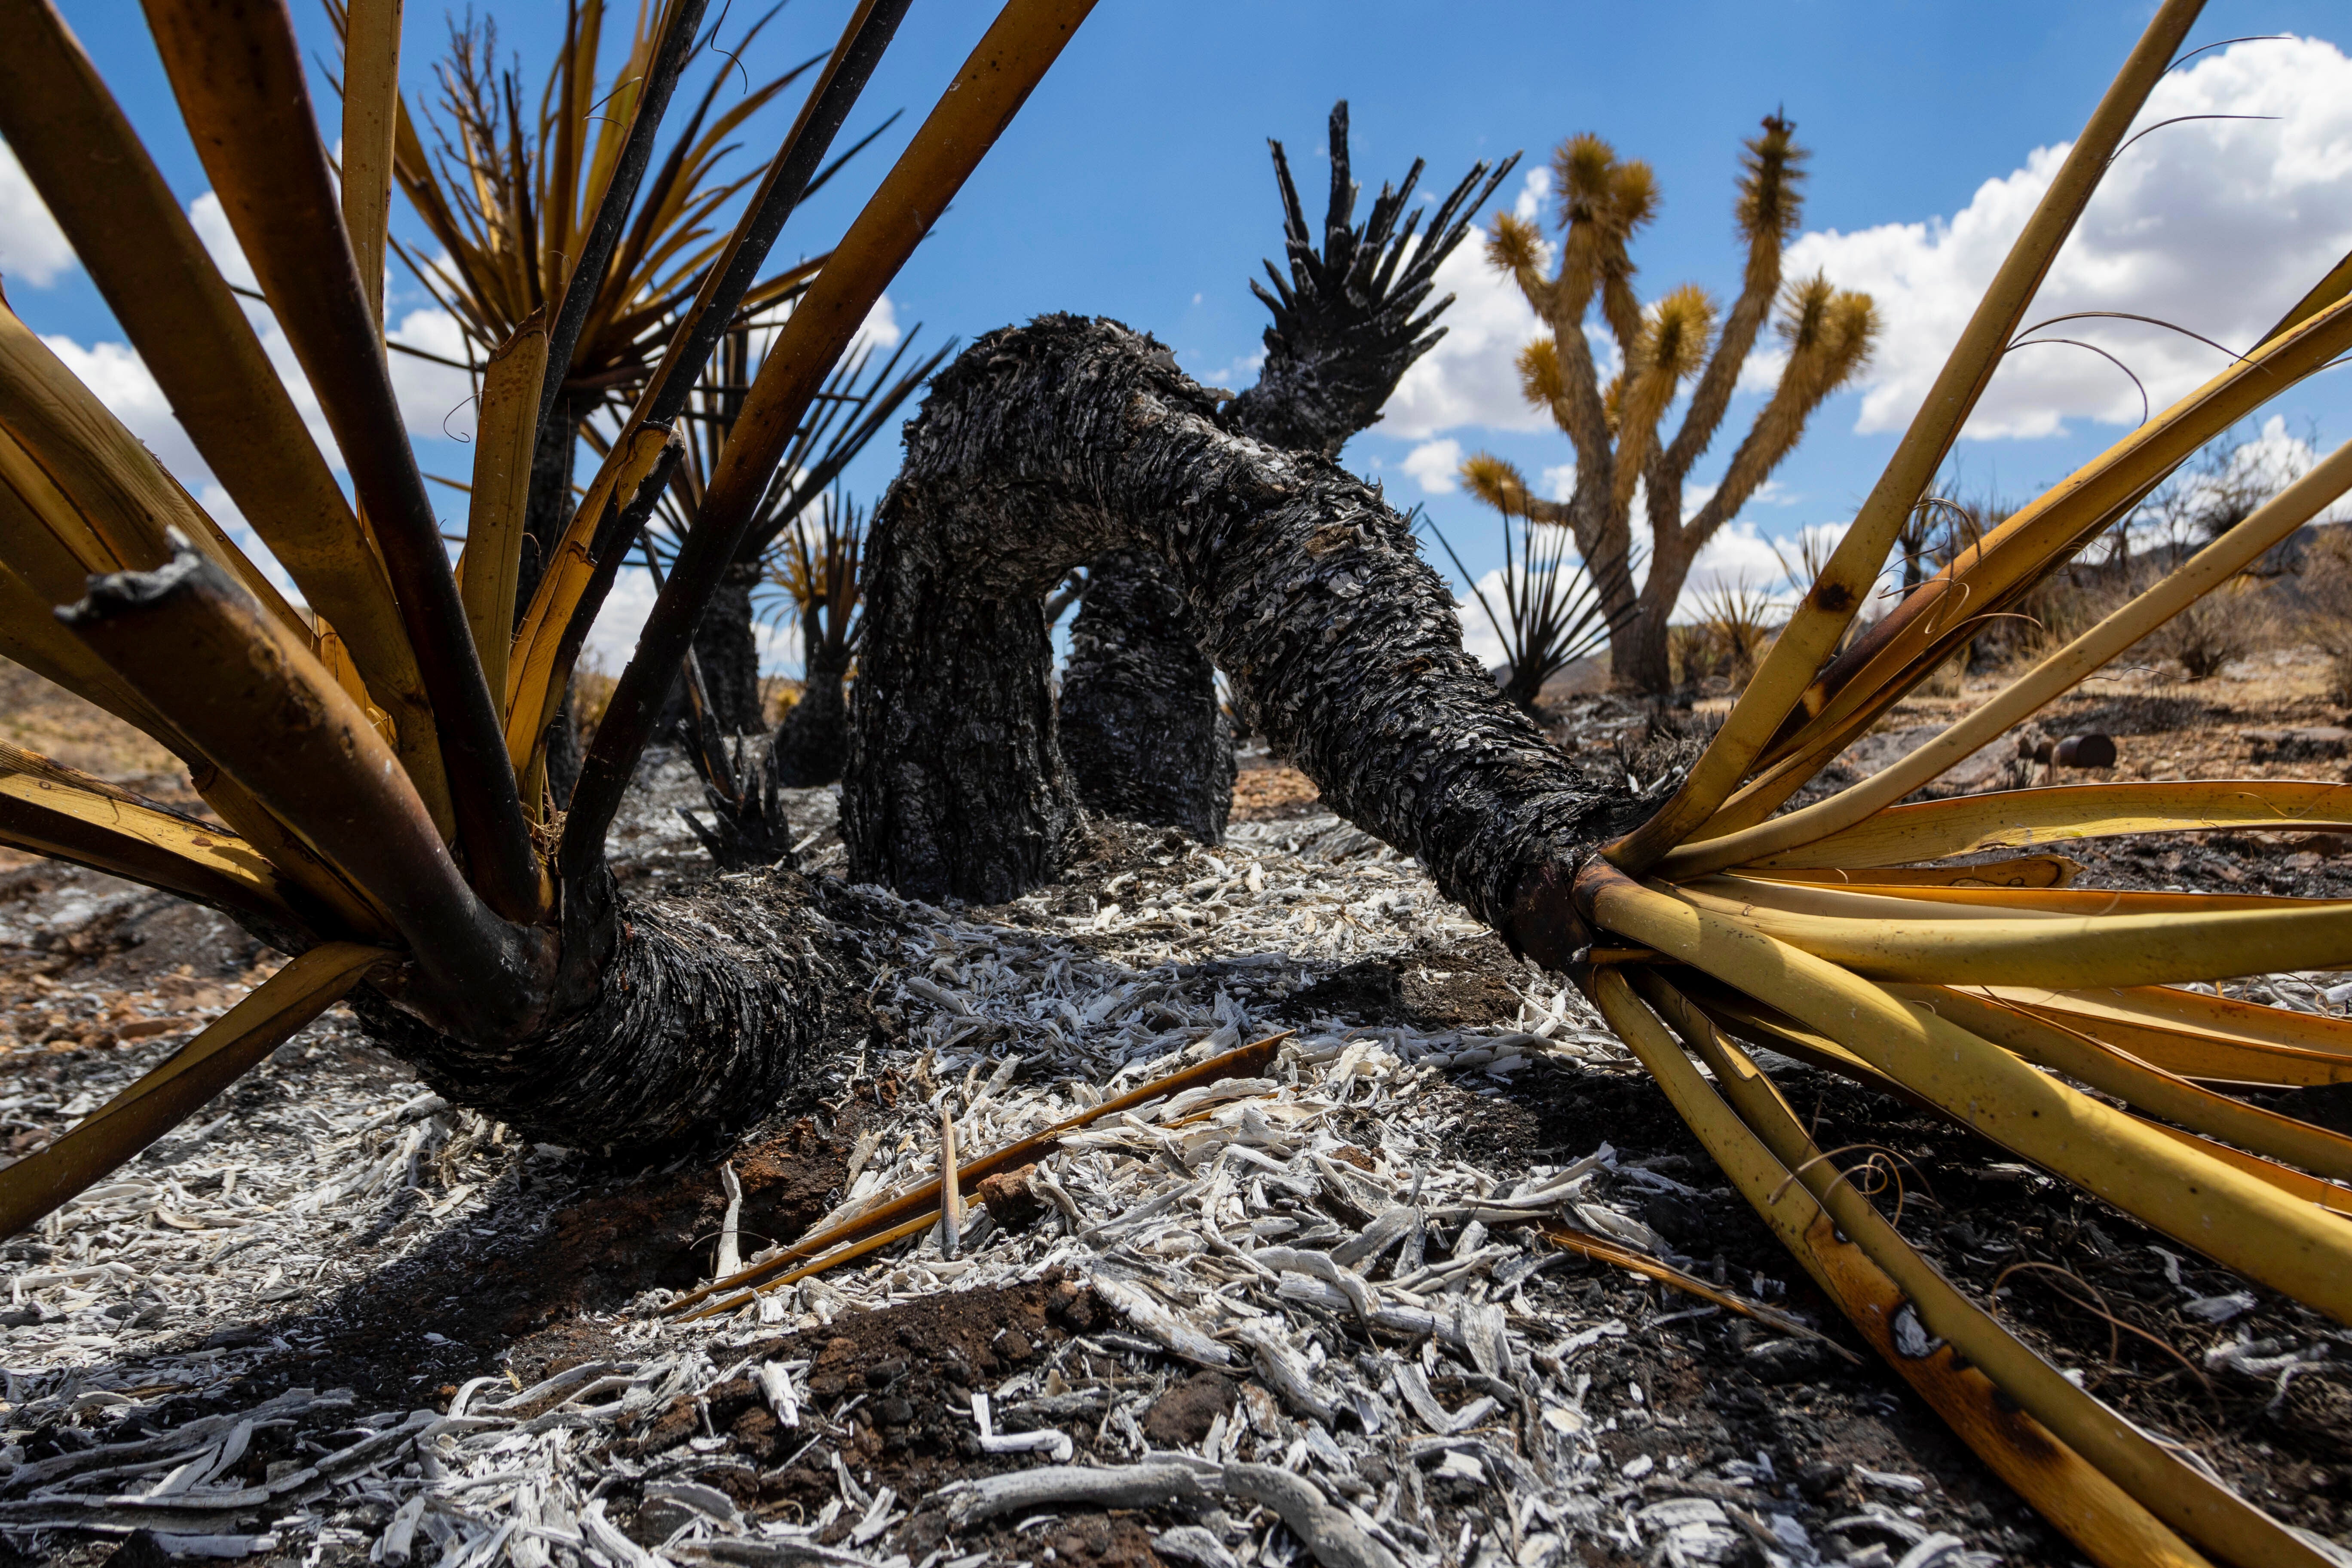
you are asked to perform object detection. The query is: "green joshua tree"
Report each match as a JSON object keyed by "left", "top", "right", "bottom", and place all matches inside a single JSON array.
[{"left": 1463, "top": 116, "right": 1878, "bottom": 697}]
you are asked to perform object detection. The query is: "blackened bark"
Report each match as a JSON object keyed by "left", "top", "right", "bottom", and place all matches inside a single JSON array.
[
  {"left": 773, "top": 657, "right": 853, "bottom": 786},
  {"left": 1057, "top": 105, "right": 1515, "bottom": 838},
  {"left": 692, "top": 562, "right": 768, "bottom": 733},
  {"left": 353, "top": 315, "right": 1627, "bottom": 1153},
  {"left": 353, "top": 869, "right": 853, "bottom": 1150},
  {"left": 846, "top": 315, "right": 1619, "bottom": 926},
  {"left": 849, "top": 582, "right": 1072, "bottom": 903},
  {"left": 1058, "top": 547, "right": 1234, "bottom": 843}
]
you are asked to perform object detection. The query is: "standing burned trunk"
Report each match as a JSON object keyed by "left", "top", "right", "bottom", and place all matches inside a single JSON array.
[
  {"left": 773, "top": 653, "right": 854, "bottom": 786},
  {"left": 851, "top": 579, "right": 1071, "bottom": 901},
  {"left": 1056, "top": 104, "right": 1512, "bottom": 837},
  {"left": 691, "top": 561, "right": 768, "bottom": 733},
  {"left": 1057, "top": 547, "right": 1235, "bottom": 843},
  {"left": 846, "top": 315, "right": 1618, "bottom": 933}
]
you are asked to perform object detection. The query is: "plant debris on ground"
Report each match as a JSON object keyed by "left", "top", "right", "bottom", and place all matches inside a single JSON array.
[{"left": 2, "top": 671, "right": 2349, "bottom": 1566}]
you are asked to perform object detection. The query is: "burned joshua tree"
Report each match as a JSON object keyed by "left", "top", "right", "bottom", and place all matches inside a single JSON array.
[
  {"left": 635, "top": 324, "right": 943, "bottom": 741},
  {"left": 1056, "top": 104, "right": 1514, "bottom": 843},
  {"left": 12, "top": 4, "right": 2352, "bottom": 1563}
]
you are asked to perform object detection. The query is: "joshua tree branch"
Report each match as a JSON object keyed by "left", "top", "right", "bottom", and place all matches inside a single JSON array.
[
  {"left": 1661, "top": 116, "right": 1802, "bottom": 481},
  {"left": 1224, "top": 102, "right": 1516, "bottom": 457}
]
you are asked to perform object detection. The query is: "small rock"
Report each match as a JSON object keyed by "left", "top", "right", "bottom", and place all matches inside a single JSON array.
[
  {"left": 1798, "top": 1461, "right": 1845, "bottom": 1500},
  {"left": 974, "top": 1166, "right": 1047, "bottom": 1231},
  {"left": 1141, "top": 1369, "right": 1237, "bottom": 1447}
]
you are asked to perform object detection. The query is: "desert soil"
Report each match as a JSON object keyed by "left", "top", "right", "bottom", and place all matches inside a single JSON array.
[{"left": 0, "top": 649, "right": 2348, "bottom": 1568}]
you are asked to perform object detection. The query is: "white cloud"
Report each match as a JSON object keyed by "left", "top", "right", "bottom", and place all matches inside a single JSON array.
[
  {"left": 0, "top": 143, "right": 74, "bottom": 287},
  {"left": 389, "top": 307, "right": 481, "bottom": 444},
  {"left": 1455, "top": 569, "right": 1513, "bottom": 672},
  {"left": 1540, "top": 462, "right": 1576, "bottom": 502},
  {"left": 39, "top": 335, "right": 198, "bottom": 476},
  {"left": 1786, "top": 36, "right": 2352, "bottom": 441},
  {"left": 1382, "top": 171, "right": 1556, "bottom": 439},
  {"left": 1402, "top": 438, "right": 1463, "bottom": 493},
  {"left": 187, "top": 193, "right": 258, "bottom": 291},
  {"left": 1513, "top": 168, "right": 1553, "bottom": 224}
]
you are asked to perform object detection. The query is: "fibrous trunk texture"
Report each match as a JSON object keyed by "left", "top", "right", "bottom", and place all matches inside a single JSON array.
[
  {"left": 847, "top": 315, "right": 1618, "bottom": 925},
  {"left": 355, "top": 872, "right": 856, "bottom": 1152},
  {"left": 1058, "top": 546, "right": 1234, "bottom": 844},
  {"left": 773, "top": 658, "right": 853, "bottom": 787}
]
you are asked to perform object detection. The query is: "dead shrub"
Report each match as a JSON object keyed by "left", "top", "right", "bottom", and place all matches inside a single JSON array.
[
  {"left": 2300, "top": 532, "right": 2352, "bottom": 702},
  {"left": 2147, "top": 590, "right": 2252, "bottom": 680}
]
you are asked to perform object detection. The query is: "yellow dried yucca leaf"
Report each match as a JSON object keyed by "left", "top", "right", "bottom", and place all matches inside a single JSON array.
[
  {"left": 0, "top": 746, "right": 303, "bottom": 931},
  {"left": 1743, "top": 781, "right": 2352, "bottom": 870},
  {"left": 1592, "top": 970, "right": 2226, "bottom": 1568},
  {"left": 1616, "top": 0, "right": 2206, "bottom": 871},
  {"left": 1584, "top": 868, "right": 2352, "bottom": 1319},
  {"left": 1611, "top": 969, "right": 2335, "bottom": 1568}
]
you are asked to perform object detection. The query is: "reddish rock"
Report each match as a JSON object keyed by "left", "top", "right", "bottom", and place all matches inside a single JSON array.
[{"left": 974, "top": 1165, "right": 1047, "bottom": 1231}]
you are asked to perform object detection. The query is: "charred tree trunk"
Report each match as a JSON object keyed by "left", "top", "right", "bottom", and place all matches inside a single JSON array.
[
  {"left": 847, "top": 315, "right": 1622, "bottom": 933},
  {"left": 1057, "top": 547, "right": 1234, "bottom": 843},
  {"left": 354, "top": 317, "right": 1621, "bottom": 1153},
  {"left": 354, "top": 868, "right": 856, "bottom": 1151},
  {"left": 1056, "top": 106, "right": 1512, "bottom": 840},
  {"left": 692, "top": 561, "right": 768, "bottom": 733},
  {"left": 773, "top": 652, "right": 854, "bottom": 786}
]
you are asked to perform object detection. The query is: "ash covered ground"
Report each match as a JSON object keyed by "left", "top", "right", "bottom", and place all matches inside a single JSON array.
[{"left": 0, "top": 729, "right": 2346, "bottom": 1567}]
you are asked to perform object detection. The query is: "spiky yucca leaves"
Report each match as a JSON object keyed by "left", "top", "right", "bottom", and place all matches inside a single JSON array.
[
  {"left": 0, "top": 0, "right": 1087, "bottom": 1200},
  {"left": 1527, "top": 5, "right": 2352, "bottom": 1563},
  {"left": 623, "top": 320, "right": 941, "bottom": 738},
  {"left": 1423, "top": 491, "right": 1615, "bottom": 714},
  {"left": 374, "top": 0, "right": 820, "bottom": 399},
  {"left": 1470, "top": 115, "right": 1877, "bottom": 696},
  {"left": 1221, "top": 101, "right": 1517, "bottom": 455}
]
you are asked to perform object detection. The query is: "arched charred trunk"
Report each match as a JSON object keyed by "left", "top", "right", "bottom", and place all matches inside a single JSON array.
[
  {"left": 350, "top": 317, "right": 1620, "bottom": 1154},
  {"left": 1057, "top": 547, "right": 1234, "bottom": 844},
  {"left": 1056, "top": 105, "right": 1512, "bottom": 837},
  {"left": 847, "top": 314, "right": 1619, "bottom": 934}
]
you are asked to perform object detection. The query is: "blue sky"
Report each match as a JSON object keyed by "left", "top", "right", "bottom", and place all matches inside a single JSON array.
[{"left": 9, "top": 2, "right": 2352, "bottom": 674}]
